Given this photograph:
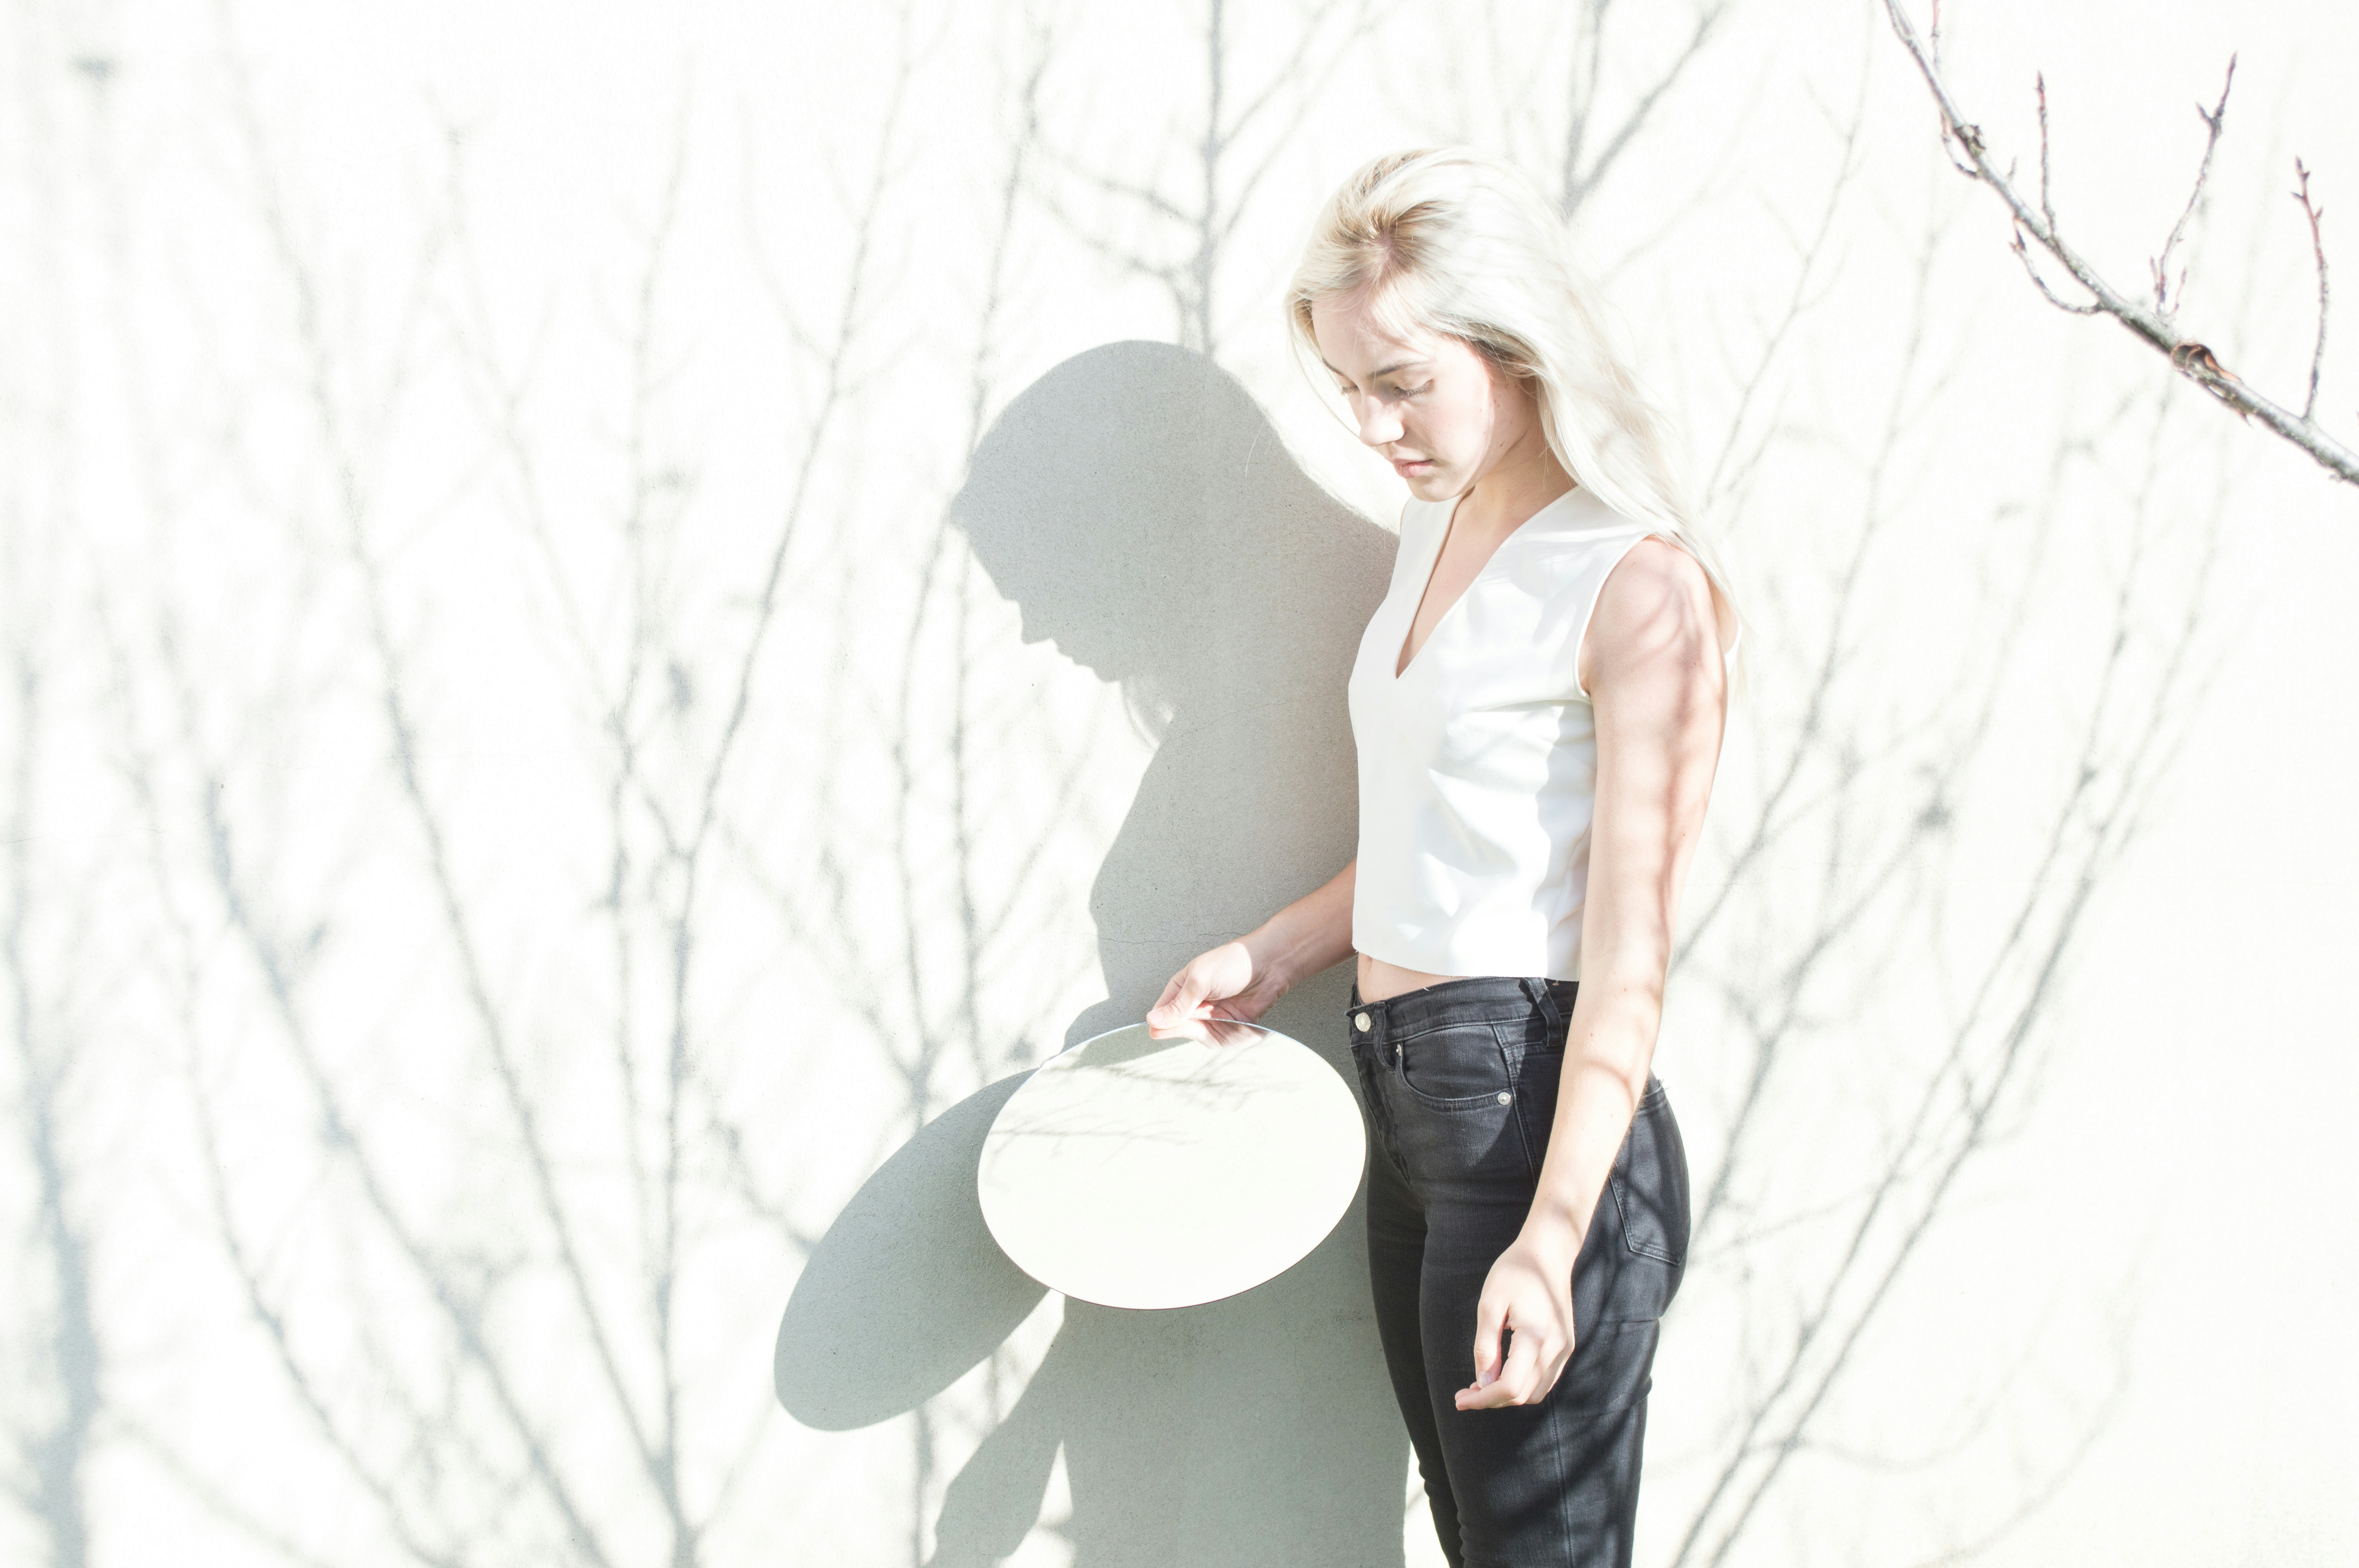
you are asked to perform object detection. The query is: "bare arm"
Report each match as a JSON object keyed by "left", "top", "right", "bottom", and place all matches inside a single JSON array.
[
  {"left": 1531, "top": 539, "right": 1726, "bottom": 1247},
  {"left": 1145, "top": 859, "right": 1357, "bottom": 1035},
  {"left": 1243, "top": 857, "right": 1358, "bottom": 992},
  {"left": 1459, "top": 535, "right": 1729, "bottom": 1408}
]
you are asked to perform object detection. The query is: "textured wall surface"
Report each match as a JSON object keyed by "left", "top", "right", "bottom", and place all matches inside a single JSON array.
[{"left": 4, "top": 2, "right": 2356, "bottom": 1566}]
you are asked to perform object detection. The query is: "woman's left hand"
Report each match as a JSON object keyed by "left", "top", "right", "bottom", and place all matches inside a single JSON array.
[{"left": 1456, "top": 1229, "right": 1579, "bottom": 1409}]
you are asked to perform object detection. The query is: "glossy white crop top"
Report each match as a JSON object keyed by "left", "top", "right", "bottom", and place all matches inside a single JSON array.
[{"left": 1347, "top": 483, "right": 1732, "bottom": 982}]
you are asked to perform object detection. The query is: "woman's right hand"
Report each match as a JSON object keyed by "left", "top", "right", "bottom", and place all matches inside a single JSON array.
[{"left": 1144, "top": 941, "right": 1281, "bottom": 1038}]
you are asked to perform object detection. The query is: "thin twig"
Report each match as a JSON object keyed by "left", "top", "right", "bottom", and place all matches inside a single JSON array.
[{"left": 1879, "top": 0, "right": 2358, "bottom": 485}]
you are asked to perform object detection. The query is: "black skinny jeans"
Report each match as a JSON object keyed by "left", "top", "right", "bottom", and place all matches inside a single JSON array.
[{"left": 1345, "top": 975, "right": 1690, "bottom": 1568}]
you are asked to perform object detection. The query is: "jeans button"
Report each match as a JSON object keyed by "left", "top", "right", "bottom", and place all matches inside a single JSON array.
[
  {"left": 1496, "top": 1091, "right": 1512, "bottom": 1105},
  {"left": 1354, "top": 1012, "right": 1371, "bottom": 1031}
]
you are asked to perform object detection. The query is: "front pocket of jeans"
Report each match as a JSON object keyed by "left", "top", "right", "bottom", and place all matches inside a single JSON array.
[
  {"left": 1390, "top": 1022, "right": 1516, "bottom": 1110},
  {"left": 1382, "top": 1022, "right": 1527, "bottom": 1180}
]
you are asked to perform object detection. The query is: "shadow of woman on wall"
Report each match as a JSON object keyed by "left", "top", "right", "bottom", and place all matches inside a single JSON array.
[{"left": 774, "top": 340, "right": 1406, "bottom": 1565}]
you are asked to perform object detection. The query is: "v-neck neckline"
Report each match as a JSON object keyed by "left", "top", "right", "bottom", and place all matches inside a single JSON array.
[{"left": 1392, "top": 485, "right": 1580, "bottom": 681}]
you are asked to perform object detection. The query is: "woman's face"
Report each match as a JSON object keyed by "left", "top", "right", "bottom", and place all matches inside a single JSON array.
[{"left": 1309, "top": 293, "right": 1521, "bottom": 503}]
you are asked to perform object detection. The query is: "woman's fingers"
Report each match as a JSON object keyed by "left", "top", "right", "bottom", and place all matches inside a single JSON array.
[
  {"left": 1457, "top": 1326, "right": 1560, "bottom": 1408},
  {"left": 1146, "top": 976, "right": 1188, "bottom": 1021},
  {"left": 1469, "top": 1291, "right": 1508, "bottom": 1385},
  {"left": 1146, "top": 944, "right": 1261, "bottom": 1034},
  {"left": 1145, "top": 964, "right": 1221, "bottom": 1036},
  {"left": 1495, "top": 1324, "right": 1546, "bottom": 1402},
  {"left": 1458, "top": 1261, "right": 1579, "bottom": 1408},
  {"left": 1147, "top": 996, "right": 1208, "bottom": 1026}
]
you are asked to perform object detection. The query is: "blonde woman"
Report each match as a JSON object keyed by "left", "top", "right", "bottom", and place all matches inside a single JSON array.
[{"left": 1146, "top": 147, "right": 1739, "bottom": 1567}]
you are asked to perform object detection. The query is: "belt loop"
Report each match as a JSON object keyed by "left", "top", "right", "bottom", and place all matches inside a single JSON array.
[{"left": 1519, "top": 976, "right": 1561, "bottom": 1028}]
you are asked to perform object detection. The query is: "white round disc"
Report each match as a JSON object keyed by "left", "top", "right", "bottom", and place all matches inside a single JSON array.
[{"left": 977, "top": 1016, "right": 1367, "bottom": 1309}]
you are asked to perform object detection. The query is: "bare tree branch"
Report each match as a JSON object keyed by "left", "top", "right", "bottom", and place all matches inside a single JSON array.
[
  {"left": 1032, "top": 0, "right": 1391, "bottom": 355},
  {"left": 2295, "top": 156, "right": 2331, "bottom": 423},
  {"left": 1880, "top": 0, "right": 2357, "bottom": 485},
  {"left": 1559, "top": 0, "right": 1735, "bottom": 216}
]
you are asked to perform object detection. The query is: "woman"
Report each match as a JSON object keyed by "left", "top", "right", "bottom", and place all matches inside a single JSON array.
[{"left": 1145, "top": 147, "right": 1739, "bottom": 1567}]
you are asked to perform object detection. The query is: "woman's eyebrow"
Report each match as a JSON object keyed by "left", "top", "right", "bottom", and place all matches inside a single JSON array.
[{"left": 1323, "top": 357, "right": 1430, "bottom": 381}]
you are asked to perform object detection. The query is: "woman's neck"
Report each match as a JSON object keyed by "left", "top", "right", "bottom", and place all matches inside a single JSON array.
[{"left": 1456, "top": 432, "right": 1576, "bottom": 538}]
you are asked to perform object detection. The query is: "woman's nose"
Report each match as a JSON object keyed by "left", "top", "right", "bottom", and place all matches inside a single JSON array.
[{"left": 1357, "top": 403, "right": 1403, "bottom": 446}]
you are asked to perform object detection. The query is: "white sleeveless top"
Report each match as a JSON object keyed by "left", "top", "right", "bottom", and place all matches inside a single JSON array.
[{"left": 1347, "top": 483, "right": 1728, "bottom": 981}]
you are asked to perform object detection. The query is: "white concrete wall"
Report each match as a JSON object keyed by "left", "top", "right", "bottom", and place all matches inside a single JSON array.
[{"left": 3, "top": 1, "right": 2355, "bottom": 1565}]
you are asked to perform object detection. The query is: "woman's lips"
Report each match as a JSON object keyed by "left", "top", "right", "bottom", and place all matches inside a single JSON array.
[{"left": 1392, "top": 457, "right": 1434, "bottom": 472}]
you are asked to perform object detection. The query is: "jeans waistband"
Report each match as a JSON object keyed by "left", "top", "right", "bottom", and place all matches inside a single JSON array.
[{"left": 1346, "top": 973, "right": 1578, "bottom": 1044}]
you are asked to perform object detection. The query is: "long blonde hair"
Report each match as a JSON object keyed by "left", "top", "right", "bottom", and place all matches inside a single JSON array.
[{"left": 1284, "top": 146, "right": 1744, "bottom": 672}]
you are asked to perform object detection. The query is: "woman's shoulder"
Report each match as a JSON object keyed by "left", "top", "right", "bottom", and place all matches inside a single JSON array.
[
  {"left": 1598, "top": 534, "right": 1713, "bottom": 611},
  {"left": 1584, "top": 534, "right": 1728, "bottom": 677}
]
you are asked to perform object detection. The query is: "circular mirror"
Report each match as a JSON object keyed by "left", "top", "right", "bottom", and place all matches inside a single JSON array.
[{"left": 978, "top": 1016, "right": 1366, "bottom": 1309}]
